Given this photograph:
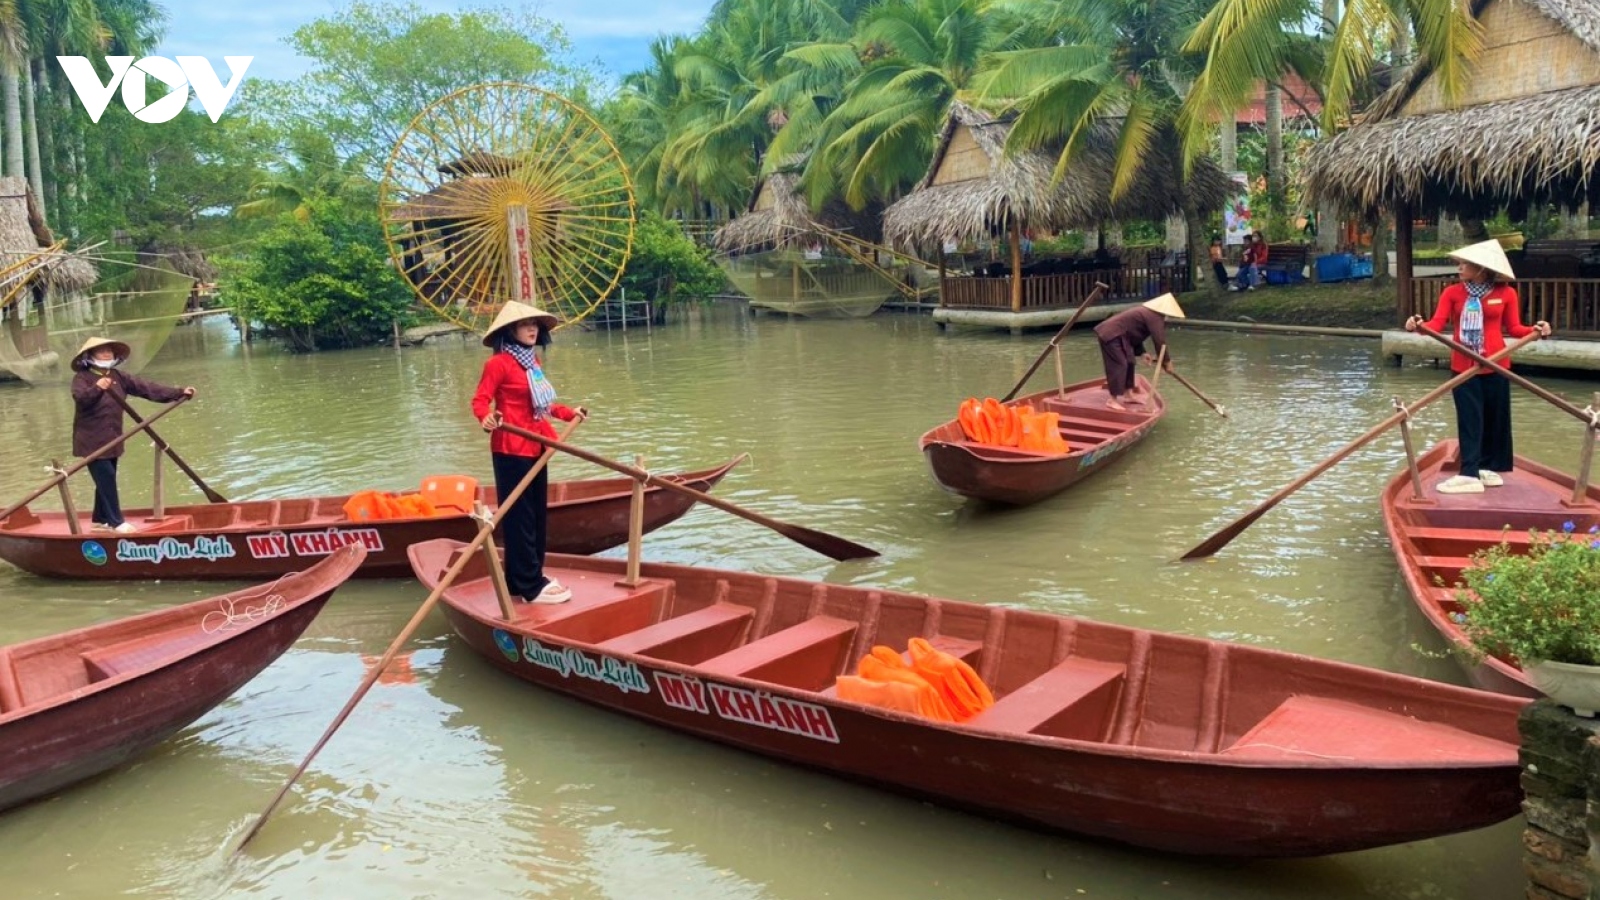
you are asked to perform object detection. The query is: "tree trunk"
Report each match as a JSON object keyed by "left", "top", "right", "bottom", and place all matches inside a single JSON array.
[
  {"left": 1371, "top": 214, "right": 1392, "bottom": 283},
  {"left": 2, "top": 62, "right": 23, "bottom": 179},
  {"left": 1183, "top": 192, "right": 1212, "bottom": 296},
  {"left": 1218, "top": 120, "right": 1237, "bottom": 173},
  {"left": 1165, "top": 213, "right": 1186, "bottom": 252},
  {"left": 23, "top": 59, "right": 43, "bottom": 206},
  {"left": 1265, "top": 86, "right": 1285, "bottom": 227},
  {"left": 1438, "top": 213, "right": 1464, "bottom": 248}
]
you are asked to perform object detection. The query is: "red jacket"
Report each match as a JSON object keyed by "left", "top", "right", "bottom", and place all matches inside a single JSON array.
[
  {"left": 1422, "top": 283, "right": 1534, "bottom": 374},
  {"left": 470, "top": 353, "right": 578, "bottom": 457}
]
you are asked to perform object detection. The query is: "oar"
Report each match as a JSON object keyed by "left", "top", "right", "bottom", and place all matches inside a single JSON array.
[
  {"left": 0, "top": 397, "right": 191, "bottom": 522},
  {"left": 498, "top": 423, "right": 880, "bottom": 561},
  {"left": 110, "top": 394, "right": 227, "bottom": 503},
  {"left": 1179, "top": 332, "right": 1541, "bottom": 561},
  {"left": 1166, "top": 368, "right": 1228, "bottom": 418},
  {"left": 1412, "top": 325, "right": 1582, "bottom": 424},
  {"left": 1000, "top": 282, "right": 1110, "bottom": 402},
  {"left": 234, "top": 415, "right": 584, "bottom": 855}
]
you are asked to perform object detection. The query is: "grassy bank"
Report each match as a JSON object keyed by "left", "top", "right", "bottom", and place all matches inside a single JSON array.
[{"left": 1178, "top": 281, "right": 1401, "bottom": 331}]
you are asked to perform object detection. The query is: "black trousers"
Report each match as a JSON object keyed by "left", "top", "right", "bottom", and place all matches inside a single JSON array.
[
  {"left": 88, "top": 458, "right": 124, "bottom": 526},
  {"left": 1099, "top": 337, "right": 1137, "bottom": 397},
  {"left": 492, "top": 452, "right": 551, "bottom": 598},
  {"left": 1453, "top": 374, "right": 1514, "bottom": 478},
  {"left": 1211, "top": 261, "right": 1228, "bottom": 286}
]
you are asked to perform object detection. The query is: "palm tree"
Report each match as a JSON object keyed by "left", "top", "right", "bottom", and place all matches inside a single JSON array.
[
  {"left": 1, "top": 0, "right": 25, "bottom": 180},
  {"left": 236, "top": 128, "right": 368, "bottom": 221}
]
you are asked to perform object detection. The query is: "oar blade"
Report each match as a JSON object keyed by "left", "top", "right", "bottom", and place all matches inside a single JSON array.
[
  {"left": 775, "top": 521, "right": 881, "bottom": 561},
  {"left": 1179, "top": 510, "right": 1263, "bottom": 561}
]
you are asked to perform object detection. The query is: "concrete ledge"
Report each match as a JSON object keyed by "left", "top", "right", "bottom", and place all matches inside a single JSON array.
[
  {"left": 1380, "top": 331, "right": 1600, "bottom": 372},
  {"left": 400, "top": 322, "right": 471, "bottom": 346},
  {"left": 932, "top": 302, "right": 1139, "bottom": 333},
  {"left": 1177, "top": 319, "right": 1383, "bottom": 339}
]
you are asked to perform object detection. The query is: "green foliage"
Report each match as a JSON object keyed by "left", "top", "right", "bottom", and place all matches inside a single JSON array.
[
  {"left": 1458, "top": 526, "right": 1600, "bottom": 667},
  {"left": 222, "top": 199, "right": 414, "bottom": 352},
  {"left": 619, "top": 211, "right": 726, "bottom": 303}
]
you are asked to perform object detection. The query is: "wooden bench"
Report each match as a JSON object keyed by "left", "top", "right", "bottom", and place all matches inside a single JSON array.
[
  {"left": 81, "top": 631, "right": 207, "bottom": 682},
  {"left": 698, "top": 616, "right": 858, "bottom": 692},
  {"left": 964, "top": 656, "right": 1126, "bottom": 741},
  {"left": 1223, "top": 695, "right": 1514, "bottom": 762},
  {"left": 1263, "top": 243, "right": 1309, "bottom": 284},
  {"left": 594, "top": 602, "right": 753, "bottom": 665}
]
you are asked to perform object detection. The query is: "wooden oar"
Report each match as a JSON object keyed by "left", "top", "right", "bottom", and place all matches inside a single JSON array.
[
  {"left": 110, "top": 394, "right": 227, "bottom": 503},
  {"left": 1166, "top": 368, "right": 1228, "bottom": 418},
  {"left": 0, "top": 397, "right": 190, "bottom": 522},
  {"left": 1412, "top": 325, "right": 1583, "bottom": 424},
  {"left": 234, "top": 416, "right": 583, "bottom": 854},
  {"left": 1178, "top": 333, "right": 1541, "bottom": 561},
  {"left": 1000, "top": 282, "right": 1110, "bottom": 402},
  {"left": 498, "top": 423, "right": 880, "bottom": 561}
]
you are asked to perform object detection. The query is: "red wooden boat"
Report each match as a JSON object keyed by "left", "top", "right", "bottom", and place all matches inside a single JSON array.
[
  {"left": 0, "top": 458, "right": 742, "bottom": 580},
  {"left": 919, "top": 377, "right": 1165, "bottom": 505},
  {"left": 0, "top": 543, "right": 364, "bottom": 811},
  {"left": 1382, "top": 439, "right": 1600, "bottom": 697},
  {"left": 410, "top": 538, "right": 1525, "bottom": 857}
]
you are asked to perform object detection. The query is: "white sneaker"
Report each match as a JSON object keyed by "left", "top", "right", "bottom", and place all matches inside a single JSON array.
[
  {"left": 1436, "top": 475, "right": 1486, "bottom": 495},
  {"left": 112, "top": 522, "right": 137, "bottom": 533},
  {"left": 90, "top": 523, "right": 114, "bottom": 533},
  {"left": 530, "top": 580, "right": 572, "bottom": 604},
  {"left": 1479, "top": 471, "right": 1505, "bottom": 487}
]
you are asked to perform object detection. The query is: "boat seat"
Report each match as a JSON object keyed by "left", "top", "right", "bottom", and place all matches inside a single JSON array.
[
  {"left": 1416, "top": 555, "right": 1474, "bottom": 581},
  {"left": 0, "top": 650, "right": 22, "bottom": 712},
  {"left": 81, "top": 631, "right": 208, "bottom": 683},
  {"left": 1223, "top": 695, "right": 1515, "bottom": 762},
  {"left": 277, "top": 499, "right": 317, "bottom": 526},
  {"left": 964, "top": 656, "right": 1126, "bottom": 741},
  {"left": 698, "top": 616, "right": 858, "bottom": 692},
  {"left": 232, "top": 501, "right": 280, "bottom": 527},
  {"left": 1407, "top": 526, "right": 1532, "bottom": 546},
  {"left": 818, "top": 636, "right": 984, "bottom": 698},
  {"left": 187, "top": 506, "right": 238, "bottom": 530},
  {"left": 594, "top": 602, "right": 753, "bottom": 665},
  {"left": 135, "top": 516, "right": 196, "bottom": 534}
]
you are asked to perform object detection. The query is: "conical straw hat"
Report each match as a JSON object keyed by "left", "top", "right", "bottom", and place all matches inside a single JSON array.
[
  {"left": 1142, "top": 293, "right": 1185, "bottom": 319},
  {"left": 1448, "top": 239, "right": 1516, "bottom": 280},
  {"left": 74, "top": 337, "right": 131, "bottom": 366},
  {"left": 482, "top": 301, "right": 560, "bottom": 347}
]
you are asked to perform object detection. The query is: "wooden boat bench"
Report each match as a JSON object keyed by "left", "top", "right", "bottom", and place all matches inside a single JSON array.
[
  {"left": 817, "top": 635, "right": 983, "bottom": 698},
  {"left": 1222, "top": 695, "right": 1513, "bottom": 762},
  {"left": 0, "top": 650, "right": 22, "bottom": 712},
  {"left": 964, "top": 656, "right": 1126, "bottom": 741},
  {"left": 81, "top": 632, "right": 208, "bottom": 683},
  {"left": 594, "top": 602, "right": 754, "bottom": 665},
  {"left": 698, "top": 616, "right": 858, "bottom": 692}
]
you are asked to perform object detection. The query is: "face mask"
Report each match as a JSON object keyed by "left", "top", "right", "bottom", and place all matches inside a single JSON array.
[{"left": 89, "top": 357, "right": 120, "bottom": 370}]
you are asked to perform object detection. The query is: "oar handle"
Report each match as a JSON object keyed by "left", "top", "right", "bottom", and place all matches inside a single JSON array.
[
  {"left": 1001, "top": 282, "right": 1109, "bottom": 402},
  {"left": 0, "top": 396, "right": 191, "bottom": 523},
  {"left": 234, "top": 415, "right": 584, "bottom": 854},
  {"left": 1414, "top": 325, "right": 1586, "bottom": 425}
]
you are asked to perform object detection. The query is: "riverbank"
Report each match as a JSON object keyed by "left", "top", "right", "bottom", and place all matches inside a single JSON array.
[{"left": 1177, "top": 281, "right": 1399, "bottom": 331}]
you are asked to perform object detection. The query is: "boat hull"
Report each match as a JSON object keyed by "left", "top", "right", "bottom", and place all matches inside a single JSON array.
[
  {"left": 0, "top": 459, "right": 741, "bottom": 580},
  {"left": 1382, "top": 439, "right": 1600, "bottom": 696},
  {"left": 414, "top": 542, "right": 1525, "bottom": 858},
  {"left": 920, "top": 379, "right": 1164, "bottom": 505},
  {"left": 0, "top": 544, "right": 362, "bottom": 810}
]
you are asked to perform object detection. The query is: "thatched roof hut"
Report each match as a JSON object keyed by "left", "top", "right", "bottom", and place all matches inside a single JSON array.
[
  {"left": 0, "top": 176, "right": 96, "bottom": 293},
  {"left": 882, "top": 102, "right": 1231, "bottom": 256},
  {"left": 711, "top": 161, "right": 882, "bottom": 253},
  {"left": 1304, "top": 0, "right": 1600, "bottom": 216}
]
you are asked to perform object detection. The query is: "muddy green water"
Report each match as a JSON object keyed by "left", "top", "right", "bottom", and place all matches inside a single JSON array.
[{"left": 4, "top": 305, "right": 1592, "bottom": 898}]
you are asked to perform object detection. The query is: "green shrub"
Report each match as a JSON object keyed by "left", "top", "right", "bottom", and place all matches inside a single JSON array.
[
  {"left": 1458, "top": 524, "right": 1600, "bottom": 666},
  {"left": 618, "top": 211, "right": 726, "bottom": 304}
]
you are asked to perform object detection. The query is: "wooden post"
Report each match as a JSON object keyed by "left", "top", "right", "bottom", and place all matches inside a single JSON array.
[
  {"left": 475, "top": 502, "right": 518, "bottom": 619},
  {"left": 507, "top": 203, "right": 533, "bottom": 304},
  {"left": 1053, "top": 346, "right": 1066, "bottom": 396},
  {"left": 152, "top": 447, "right": 165, "bottom": 520},
  {"left": 1009, "top": 217, "right": 1023, "bottom": 313},
  {"left": 1395, "top": 398, "right": 1427, "bottom": 501},
  {"left": 52, "top": 458, "right": 80, "bottom": 536},
  {"left": 619, "top": 455, "right": 646, "bottom": 588},
  {"left": 1569, "top": 392, "right": 1600, "bottom": 507},
  {"left": 1395, "top": 201, "right": 1414, "bottom": 322},
  {"left": 937, "top": 248, "right": 947, "bottom": 309}
]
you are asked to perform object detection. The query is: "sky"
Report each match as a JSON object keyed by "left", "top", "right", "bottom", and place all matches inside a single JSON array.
[{"left": 152, "top": 0, "right": 718, "bottom": 86}]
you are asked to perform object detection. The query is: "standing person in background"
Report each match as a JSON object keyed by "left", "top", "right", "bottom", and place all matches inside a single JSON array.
[
  {"left": 1094, "top": 293, "right": 1183, "bottom": 412},
  {"left": 473, "top": 302, "right": 586, "bottom": 604},
  {"left": 1405, "top": 240, "right": 1551, "bottom": 494},
  {"left": 70, "top": 337, "right": 195, "bottom": 533},
  {"left": 1209, "top": 237, "right": 1229, "bottom": 288}
]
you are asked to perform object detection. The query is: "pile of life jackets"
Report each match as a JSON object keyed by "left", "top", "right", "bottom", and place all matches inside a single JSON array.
[
  {"left": 834, "top": 638, "right": 995, "bottom": 723},
  {"left": 956, "top": 397, "right": 1071, "bottom": 453},
  {"left": 342, "top": 491, "right": 442, "bottom": 521}
]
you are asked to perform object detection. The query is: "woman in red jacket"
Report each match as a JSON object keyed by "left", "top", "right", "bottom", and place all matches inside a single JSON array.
[
  {"left": 1405, "top": 240, "right": 1551, "bottom": 495},
  {"left": 472, "top": 302, "right": 585, "bottom": 604}
]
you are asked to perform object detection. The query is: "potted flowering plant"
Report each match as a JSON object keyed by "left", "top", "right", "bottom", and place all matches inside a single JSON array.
[{"left": 1457, "top": 522, "right": 1600, "bottom": 715}]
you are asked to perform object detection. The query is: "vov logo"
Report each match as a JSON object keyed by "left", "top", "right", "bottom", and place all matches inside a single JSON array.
[{"left": 57, "top": 56, "right": 252, "bottom": 124}]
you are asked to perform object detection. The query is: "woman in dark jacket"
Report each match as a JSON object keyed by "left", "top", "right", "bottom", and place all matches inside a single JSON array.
[{"left": 70, "top": 337, "right": 194, "bottom": 533}]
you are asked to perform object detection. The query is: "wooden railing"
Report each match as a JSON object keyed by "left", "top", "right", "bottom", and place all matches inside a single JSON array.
[
  {"left": 1408, "top": 277, "right": 1600, "bottom": 341},
  {"left": 940, "top": 263, "right": 1193, "bottom": 311}
]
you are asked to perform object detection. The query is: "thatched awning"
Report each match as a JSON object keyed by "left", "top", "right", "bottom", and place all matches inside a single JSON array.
[
  {"left": 138, "top": 246, "right": 217, "bottom": 282},
  {"left": 1305, "top": 83, "right": 1600, "bottom": 214},
  {"left": 712, "top": 168, "right": 883, "bottom": 253},
  {"left": 882, "top": 103, "right": 1230, "bottom": 256},
  {"left": 0, "top": 176, "right": 98, "bottom": 294}
]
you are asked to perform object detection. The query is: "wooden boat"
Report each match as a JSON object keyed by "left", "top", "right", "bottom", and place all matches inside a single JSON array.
[
  {"left": 919, "top": 377, "right": 1166, "bottom": 505},
  {"left": 1382, "top": 439, "right": 1600, "bottom": 697},
  {"left": 410, "top": 538, "right": 1526, "bottom": 858},
  {"left": 0, "top": 543, "right": 364, "bottom": 811},
  {"left": 0, "top": 458, "right": 743, "bottom": 580}
]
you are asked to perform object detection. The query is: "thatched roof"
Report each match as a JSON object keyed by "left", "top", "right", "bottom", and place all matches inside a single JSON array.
[
  {"left": 138, "top": 246, "right": 217, "bottom": 282},
  {"left": 1305, "top": 0, "right": 1600, "bottom": 215},
  {"left": 882, "top": 103, "right": 1232, "bottom": 255},
  {"left": 711, "top": 165, "right": 882, "bottom": 252},
  {"left": 0, "top": 176, "right": 97, "bottom": 293}
]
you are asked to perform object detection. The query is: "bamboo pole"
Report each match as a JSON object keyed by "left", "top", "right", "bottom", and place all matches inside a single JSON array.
[
  {"left": 51, "top": 459, "right": 81, "bottom": 536},
  {"left": 620, "top": 454, "right": 645, "bottom": 588}
]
